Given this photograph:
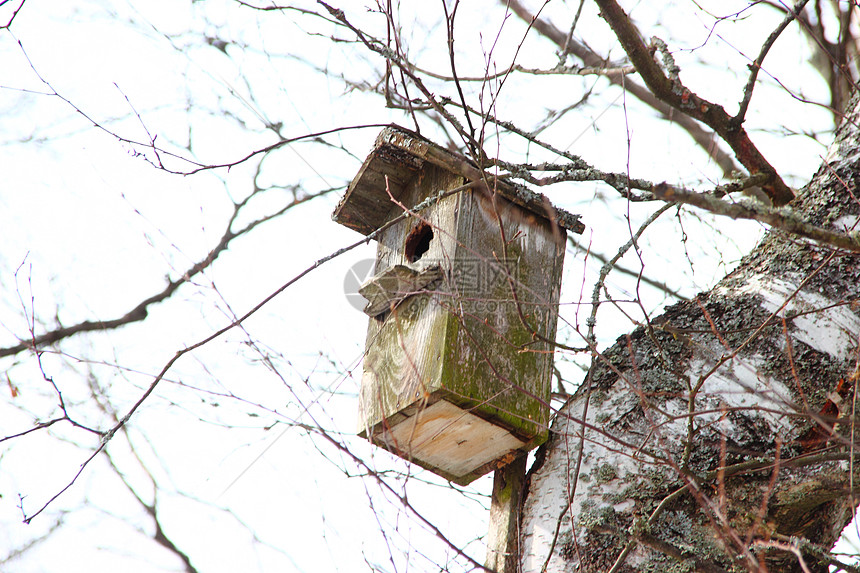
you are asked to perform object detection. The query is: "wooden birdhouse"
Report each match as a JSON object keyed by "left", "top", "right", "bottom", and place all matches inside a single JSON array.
[{"left": 333, "top": 126, "right": 583, "bottom": 485}]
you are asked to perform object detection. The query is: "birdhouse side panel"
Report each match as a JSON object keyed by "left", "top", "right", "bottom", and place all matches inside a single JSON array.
[{"left": 438, "top": 190, "right": 565, "bottom": 442}]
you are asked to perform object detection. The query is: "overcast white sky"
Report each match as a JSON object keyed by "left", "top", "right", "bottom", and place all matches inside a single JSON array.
[{"left": 0, "top": 1, "right": 854, "bottom": 571}]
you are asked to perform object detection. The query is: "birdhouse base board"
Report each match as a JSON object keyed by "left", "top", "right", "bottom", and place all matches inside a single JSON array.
[{"left": 366, "top": 399, "right": 529, "bottom": 485}]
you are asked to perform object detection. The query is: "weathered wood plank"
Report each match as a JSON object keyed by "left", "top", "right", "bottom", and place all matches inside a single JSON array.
[{"left": 485, "top": 456, "right": 527, "bottom": 573}]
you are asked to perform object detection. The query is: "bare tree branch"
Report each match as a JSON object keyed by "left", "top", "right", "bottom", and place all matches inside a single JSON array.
[
  {"left": 503, "top": 0, "right": 741, "bottom": 177},
  {"left": 763, "top": 0, "right": 860, "bottom": 120},
  {"left": 736, "top": 0, "right": 810, "bottom": 124},
  {"left": 653, "top": 182, "right": 860, "bottom": 252},
  {"left": 593, "top": 0, "right": 795, "bottom": 205},
  {"left": 0, "top": 0, "right": 27, "bottom": 30},
  {"left": 0, "top": 187, "right": 335, "bottom": 358}
]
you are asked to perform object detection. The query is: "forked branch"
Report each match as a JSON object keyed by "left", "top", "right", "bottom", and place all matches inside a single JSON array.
[
  {"left": 503, "top": 0, "right": 740, "bottom": 177},
  {"left": 593, "top": 0, "right": 795, "bottom": 206}
]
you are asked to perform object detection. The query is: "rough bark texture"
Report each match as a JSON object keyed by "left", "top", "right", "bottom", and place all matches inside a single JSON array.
[{"left": 520, "top": 95, "right": 860, "bottom": 572}]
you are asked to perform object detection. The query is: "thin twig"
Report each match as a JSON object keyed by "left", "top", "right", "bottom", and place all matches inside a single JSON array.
[
  {"left": 592, "top": 0, "right": 794, "bottom": 204},
  {"left": 735, "top": 0, "right": 810, "bottom": 124},
  {"left": 20, "top": 185, "right": 461, "bottom": 524},
  {"left": 0, "top": 188, "right": 337, "bottom": 358},
  {"left": 567, "top": 236, "right": 688, "bottom": 301}
]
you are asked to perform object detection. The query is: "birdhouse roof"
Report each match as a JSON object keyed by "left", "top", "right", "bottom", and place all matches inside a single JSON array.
[{"left": 332, "top": 125, "right": 584, "bottom": 236}]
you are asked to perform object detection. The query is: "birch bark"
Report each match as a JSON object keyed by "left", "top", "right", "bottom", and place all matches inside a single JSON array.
[{"left": 520, "top": 95, "right": 860, "bottom": 573}]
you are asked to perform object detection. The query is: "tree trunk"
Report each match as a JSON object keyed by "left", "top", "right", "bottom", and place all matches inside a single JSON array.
[{"left": 520, "top": 94, "right": 860, "bottom": 572}]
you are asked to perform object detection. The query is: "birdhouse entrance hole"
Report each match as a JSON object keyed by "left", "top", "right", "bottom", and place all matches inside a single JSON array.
[{"left": 405, "top": 221, "right": 433, "bottom": 262}]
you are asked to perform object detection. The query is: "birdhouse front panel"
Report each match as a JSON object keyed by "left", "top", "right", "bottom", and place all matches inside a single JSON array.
[
  {"left": 358, "top": 163, "right": 463, "bottom": 435},
  {"left": 333, "top": 126, "right": 579, "bottom": 485}
]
